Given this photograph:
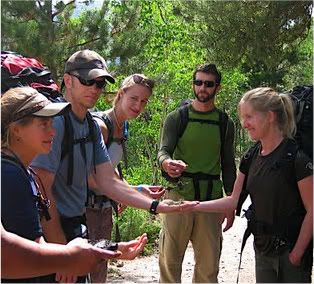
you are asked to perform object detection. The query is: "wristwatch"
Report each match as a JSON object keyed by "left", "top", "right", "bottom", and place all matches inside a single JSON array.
[{"left": 149, "top": 199, "right": 159, "bottom": 215}]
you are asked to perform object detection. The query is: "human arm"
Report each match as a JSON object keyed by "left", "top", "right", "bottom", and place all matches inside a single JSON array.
[
  {"left": 194, "top": 172, "right": 245, "bottom": 232},
  {"left": 133, "top": 184, "right": 165, "bottom": 199},
  {"left": 157, "top": 110, "right": 188, "bottom": 177},
  {"left": 221, "top": 210, "right": 235, "bottom": 232},
  {"left": 221, "top": 117, "right": 237, "bottom": 195},
  {"left": 289, "top": 175, "right": 313, "bottom": 266},
  {"left": 116, "top": 233, "right": 148, "bottom": 260},
  {"left": 194, "top": 172, "right": 245, "bottom": 213},
  {"left": 93, "top": 162, "right": 198, "bottom": 213},
  {"left": 1, "top": 225, "right": 121, "bottom": 279},
  {"left": 119, "top": 184, "right": 166, "bottom": 214}
]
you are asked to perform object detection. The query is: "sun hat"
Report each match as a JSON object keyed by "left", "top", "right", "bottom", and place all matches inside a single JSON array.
[
  {"left": 64, "top": 49, "right": 115, "bottom": 83},
  {"left": 1, "top": 87, "right": 71, "bottom": 132}
]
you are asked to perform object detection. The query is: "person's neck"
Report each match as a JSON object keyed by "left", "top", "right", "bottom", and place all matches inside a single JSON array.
[
  {"left": 4, "top": 146, "right": 33, "bottom": 168},
  {"left": 64, "top": 92, "right": 88, "bottom": 121},
  {"left": 192, "top": 99, "right": 215, "bottom": 112},
  {"left": 111, "top": 106, "right": 126, "bottom": 129},
  {"left": 260, "top": 131, "right": 284, "bottom": 156}
]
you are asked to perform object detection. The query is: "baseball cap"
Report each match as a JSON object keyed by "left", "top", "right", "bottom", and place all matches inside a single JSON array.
[
  {"left": 64, "top": 49, "right": 115, "bottom": 83},
  {"left": 1, "top": 87, "right": 71, "bottom": 130}
]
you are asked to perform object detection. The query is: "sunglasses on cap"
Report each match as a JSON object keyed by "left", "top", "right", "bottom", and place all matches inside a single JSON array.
[
  {"left": 193, "top": 80, "right": 216, "bottom": 88},
  {"left": 133, "top": 74, "right": 155, "bottom": 89},
  {"left": 70, "top": 73, "right": 107, "bottom": 89}
]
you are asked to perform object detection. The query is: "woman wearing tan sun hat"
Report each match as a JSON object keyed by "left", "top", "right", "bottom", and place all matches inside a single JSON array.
[{"left": 1, "top": 86, "right": 70, "bottom": 283}]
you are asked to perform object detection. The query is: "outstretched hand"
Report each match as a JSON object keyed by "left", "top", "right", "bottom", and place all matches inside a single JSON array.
[
  {"left": 157, "top": 199, "right": 199, "bottom": 214},
  {"left": 141, "top": 185, "right": 165, "bottom": 199},
  {"left": 55, "top": 237, "right": 122, "bottom": 282},
  {"left": 117, "top": 233, "right": 148, "bottom": 260}
]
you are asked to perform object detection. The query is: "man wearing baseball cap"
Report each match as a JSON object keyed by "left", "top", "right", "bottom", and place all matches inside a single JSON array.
[
  {"left": 64, "top": 49, "right": 115, "bottom": 83},
  {"left": 31, "top": 50, "right": 197, "bottom": 282}
]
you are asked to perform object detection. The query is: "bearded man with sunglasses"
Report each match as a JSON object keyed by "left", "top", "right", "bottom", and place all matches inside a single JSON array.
[
  {"left": 158, "top": 63, "right": 236, "bottom": 283},
  {"left": 31, "top": 50, "right": 198, "bottom": 283}
]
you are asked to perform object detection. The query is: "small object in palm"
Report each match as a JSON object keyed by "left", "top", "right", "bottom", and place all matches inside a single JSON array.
[{"left": 89, "top": 239, "right": 118, "bottom": 251}]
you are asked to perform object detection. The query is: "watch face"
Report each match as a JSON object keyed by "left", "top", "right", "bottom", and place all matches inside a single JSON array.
[
  {"left": 150, "top": 200, "right": 159, "bottom": 214},
  {"left": 89, "top": 239, "right": 118, "bottom": 251}
]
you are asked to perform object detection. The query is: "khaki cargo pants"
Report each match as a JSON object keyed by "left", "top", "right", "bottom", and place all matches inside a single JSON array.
[{"left": 159, "top": 193, "right": 223, "bottom": 283}]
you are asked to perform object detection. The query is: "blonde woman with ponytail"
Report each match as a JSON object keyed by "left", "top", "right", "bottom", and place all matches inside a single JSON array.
[{"left": 194, "top": 87, "right": 313, "bottom": 283}]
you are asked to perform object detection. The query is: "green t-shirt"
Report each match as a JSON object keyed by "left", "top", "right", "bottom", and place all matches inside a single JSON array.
[
  {"left": 174, "top": 107, "right": 223, "bottom": 200},
  {"left": 158, "top": 103, "right": 236, "bottom": 200}
]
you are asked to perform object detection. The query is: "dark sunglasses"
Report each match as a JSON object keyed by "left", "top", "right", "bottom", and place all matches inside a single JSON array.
[
  {"left": 71, "top": 74, "right": 107, "bottom": 89},
  {"left": 193, "top": 80, "right": 216, "bottom": 88},
  {"left": 133, "top": 74, "right": 155, "bottom": 89}
]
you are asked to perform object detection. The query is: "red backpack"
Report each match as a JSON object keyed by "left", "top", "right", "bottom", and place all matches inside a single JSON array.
[{"left": 1, "top": 51, "right": 60, "bottom": 100}]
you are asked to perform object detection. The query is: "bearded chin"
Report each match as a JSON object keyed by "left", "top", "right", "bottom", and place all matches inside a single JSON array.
[{"left": 194, "top": 91, "right": 215, "bottom": 103}]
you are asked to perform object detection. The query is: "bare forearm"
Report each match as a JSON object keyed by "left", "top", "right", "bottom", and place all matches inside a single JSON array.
[
  {"left": 2, "top": 229, "right": 70, "bottom": 278},
  {"left": 96, "top": 171, "right": 152, "bottom": 210},
  {"left": 196, "top": 196, "right": 236, "bottom": 212},
  {"left": 292, "top": 212, "right": 313, "bottom": 257},
  {"left": 195, "top": 173, "right": 244, "bottom": 213}
]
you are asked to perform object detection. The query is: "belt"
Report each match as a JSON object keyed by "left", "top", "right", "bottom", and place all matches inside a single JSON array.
[{"left": 181, "top": 172, "right": 220, "bottom": 201}]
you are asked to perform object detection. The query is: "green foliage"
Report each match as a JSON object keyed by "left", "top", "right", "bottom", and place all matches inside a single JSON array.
[
  {"left": 113, "top": 207, "right": 161, "bottom": 254},
  {"left": 173, "top": 0, "right": 313, "bottom": 86}
]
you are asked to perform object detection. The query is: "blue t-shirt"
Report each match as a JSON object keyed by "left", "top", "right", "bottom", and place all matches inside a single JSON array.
[
  {"left": 31, "top": 111, "right": 110, "bottom": 217},
  {"left": 1, "top": 160, "right": 43, "bottom": 240}
]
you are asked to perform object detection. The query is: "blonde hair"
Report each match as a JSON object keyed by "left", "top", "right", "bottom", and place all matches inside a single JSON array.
[
  {"left": 113, "top": 73, "right": 154, "bottom": 106},
  {"left": 239, "top": 87, "right": 296, "bottom": 138}
]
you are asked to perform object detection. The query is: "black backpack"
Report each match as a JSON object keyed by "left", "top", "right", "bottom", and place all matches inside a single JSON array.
[
  {"left": 1, "top": 51, "right": 97, "bottom": 186},
  {"left": 289, "top": 85, "right": 313, "bottom": 159}
]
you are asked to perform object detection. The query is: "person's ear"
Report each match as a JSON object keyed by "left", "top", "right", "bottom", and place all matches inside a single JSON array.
[
  {"left": 267, "top": 111, "right": 276, "bottom": 123},
  {"left": 63, "top": 73, "right": 72, "bottom": 88},
  {"left": 117, "top": 89, "right": 125, "bottom": 100},
  {"left": 10, "top": 123, "right": 23, "bottom": 142}
]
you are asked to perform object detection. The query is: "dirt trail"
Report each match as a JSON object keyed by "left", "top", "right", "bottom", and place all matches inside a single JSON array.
[{"left": 107, "top": 200, "right": 256, "bottom": 283}]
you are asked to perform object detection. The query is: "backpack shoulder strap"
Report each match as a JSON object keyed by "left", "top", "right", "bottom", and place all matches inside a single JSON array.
[
  {"left": 217, "top": 109, "right": 229, "bottom": 161},
  {"left": 60, "top": 112, "right": 75, "bottom": 185},
  {"left": 178, "top": 103, "right": 190, "bottom": 138},
  {"left": 235, "top": 142, "right": 260, "bottom": 216},
  {"left": 93, "top": 112, "right": 114, "bottom": 147},
  {"left": 271, "top": 139, "right": 298, "bottom": 170},
  {"left": 86, "top": 111, "right": 97, "bottom": 175}
]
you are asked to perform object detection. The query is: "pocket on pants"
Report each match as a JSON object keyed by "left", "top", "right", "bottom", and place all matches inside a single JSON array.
[{"left": 159, "top": 229, "right": 166, "bottom": 257}]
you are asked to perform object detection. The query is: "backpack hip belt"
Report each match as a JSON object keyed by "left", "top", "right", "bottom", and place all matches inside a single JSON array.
[{"left": 181, "top": 172, "right": 220, "bottom": 201}]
